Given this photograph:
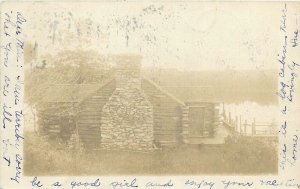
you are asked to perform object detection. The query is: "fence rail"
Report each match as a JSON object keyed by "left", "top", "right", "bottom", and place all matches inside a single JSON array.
[{"left": 221, "top": 103, "right": 277, "bottom": 137}]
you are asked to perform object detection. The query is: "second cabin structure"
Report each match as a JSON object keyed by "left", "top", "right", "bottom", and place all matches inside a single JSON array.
[{"left": 37, "top": 55, "right": 219, "bottom": 151}]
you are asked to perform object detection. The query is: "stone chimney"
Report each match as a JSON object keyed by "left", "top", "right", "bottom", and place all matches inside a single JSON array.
[
  {"left": 115, "top": 55, "right": 141, "bottom": 90},
  {"left": 101, "top": 55, "right": 154, "bottom": 151}
]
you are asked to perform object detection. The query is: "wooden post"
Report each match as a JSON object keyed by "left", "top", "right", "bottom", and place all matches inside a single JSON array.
[
  {"left": 222, "top": 102, "right": 225, "bottom": 121},
  {"left": 235, "top": 116, "right": 238, "bottom": 133},
  {"left": 239, "top": 115, "right": 242, "bottom": 135},
  {"left": 252, "top": 118, "right": 256, "bottom": 136},
  {"left": 244, "top": 120, "right": 247, "bottom": 135}
]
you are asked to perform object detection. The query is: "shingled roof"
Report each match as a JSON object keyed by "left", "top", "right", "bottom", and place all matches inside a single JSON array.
[
  {"left": 39, "top": 84, "right": 100, "bottom": 103},
  {"left": 162, "top": 86, "right": 216, "bottom": 103},
  {"left": 38, "top": 79, "right": 216, "bottom": 104}
]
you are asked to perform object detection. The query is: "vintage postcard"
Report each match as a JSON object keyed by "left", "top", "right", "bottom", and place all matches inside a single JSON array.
[{"left": 1, "top": 1, "right": 300, "bottom": 189}]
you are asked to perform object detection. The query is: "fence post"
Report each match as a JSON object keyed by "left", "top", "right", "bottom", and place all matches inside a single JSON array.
[
  {"left": 222, "top": 102, "right": 226, "bottom": 122},
  {"left": 235, "top": 116, "right": 238, "bottom": 133},
  {"left": 239, "top": 115, "right": 242, "bottom": 135},
  {"left": 244, "top": 120, "right": 247, "bottom": 135},
  {"left": 252, "top": 118, "right": 256, "bottom": 136}
]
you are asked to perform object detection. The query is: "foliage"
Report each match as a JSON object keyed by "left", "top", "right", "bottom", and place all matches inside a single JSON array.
[
  {"left": 25, "top": 50, "right": 114, "bottom": 105},
  {"left": 24, "top": 132, "right": 277, "bottom": 175}
]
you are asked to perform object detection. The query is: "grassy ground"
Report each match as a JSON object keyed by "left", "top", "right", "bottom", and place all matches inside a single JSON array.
[{"left": 24, "top": 132, "right": 277, "bottom": 176}]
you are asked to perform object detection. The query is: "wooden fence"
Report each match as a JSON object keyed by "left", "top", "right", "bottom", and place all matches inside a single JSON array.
[{"left": 221, "top": 104, "right": 277, "bottom": 137}]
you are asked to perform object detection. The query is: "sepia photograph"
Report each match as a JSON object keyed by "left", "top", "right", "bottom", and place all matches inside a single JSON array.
[{"left": 21, "top": 2, "right": 281, "bottom": 176}]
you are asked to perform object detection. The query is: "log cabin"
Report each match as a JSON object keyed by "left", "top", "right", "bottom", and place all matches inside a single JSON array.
[{"left": 36, "top": 55, "right": 219, "bottom": 150}]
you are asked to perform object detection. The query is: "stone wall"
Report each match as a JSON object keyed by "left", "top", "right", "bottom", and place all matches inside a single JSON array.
[{"left": 101, "top": 55, "right": 154, "bottom": 151}]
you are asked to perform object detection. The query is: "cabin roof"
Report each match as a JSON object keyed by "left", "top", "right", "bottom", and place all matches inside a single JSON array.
[
  {"left": 39, "top": 84, "right": 100, "bottom": 103},
  {"left": 162, "top": 86, "right": 216, "bottom": 103},
  {"left": 142, "top": 77, "right": 186, "bottom": 107},
  {"left": 38, "top": 79, "right": 215, "bottom": 104}
]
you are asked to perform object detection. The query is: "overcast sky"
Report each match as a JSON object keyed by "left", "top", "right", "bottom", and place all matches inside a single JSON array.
[{"left": 23, "top": 2, "right": 295, "bottom": 71}]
